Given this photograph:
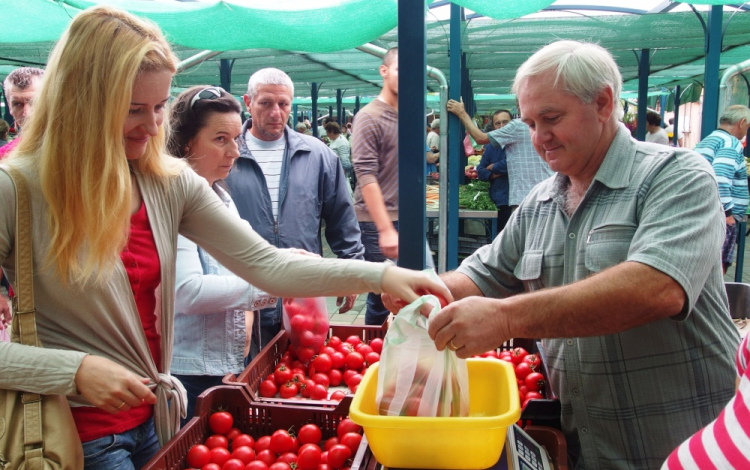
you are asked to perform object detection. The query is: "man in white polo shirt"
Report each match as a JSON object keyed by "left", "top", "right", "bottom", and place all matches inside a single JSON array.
[{"left": 226, "top": 68, "right": 365, "bottom": 351}]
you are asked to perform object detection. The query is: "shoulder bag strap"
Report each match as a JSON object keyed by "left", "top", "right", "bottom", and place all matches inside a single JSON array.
[{"left": 3, "top": 166, "right": 46, "bottom": 453}]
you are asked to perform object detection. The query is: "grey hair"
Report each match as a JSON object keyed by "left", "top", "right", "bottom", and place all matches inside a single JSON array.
[
  {"left": 3, "top": 67, "right": 44, "bottom": 94},
  {"left": 512, "top": 40, "right": 623, "bottom": 120},
  {"left": 720, "top": 105, "right": 750, "bottom": 125},
  {"left": 246, "top": 68, "right": 294, "bottom": 100}
]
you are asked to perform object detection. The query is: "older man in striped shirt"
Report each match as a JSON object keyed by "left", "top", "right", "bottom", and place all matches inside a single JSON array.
[
  {"left": 404, "top": 41, "right": 740, "bottom": 469},
  {"left": 694, "top": 104, "right": 750, "bottom": 273}
]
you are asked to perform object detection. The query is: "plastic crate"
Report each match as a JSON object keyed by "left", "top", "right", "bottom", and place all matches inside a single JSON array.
[
  {"left": 349, "top": 359, "right": 521, "bottom": 470},
  {"left": 524, "top": 426, "right": 569, "bottom": 470},
  {"left": 223, "top": 322, "right": 388, "bottom": 406},
  {"left": 142, "top": 385, "right": 355, "bottom": 470}
]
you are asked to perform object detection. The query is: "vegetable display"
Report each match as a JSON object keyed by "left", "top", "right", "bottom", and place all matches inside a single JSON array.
[{"left": 458, "top": 181, "right": 496, "bottom": 211}]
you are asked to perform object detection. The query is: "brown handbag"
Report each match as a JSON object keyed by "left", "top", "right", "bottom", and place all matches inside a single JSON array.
[{"left": 0, "top": 166, "right": 84, "bottom": 470}]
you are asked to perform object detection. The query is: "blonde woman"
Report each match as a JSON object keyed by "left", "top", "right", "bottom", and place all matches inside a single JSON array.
[{"left": 0, "top": 6, "right": 450, "bottom": 468}]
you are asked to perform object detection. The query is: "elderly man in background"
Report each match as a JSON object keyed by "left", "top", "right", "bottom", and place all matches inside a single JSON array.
[
  {"left": 0, "top": 66, "right": 44, "bottom": 159},
  {"left": 427, "top": 118, "right": 440, "bottom": 153},
  {"left": 694, "top": 104, "right": 750, "bottom": 273},
  {"left": 388, "top": 40, "right": 739, "bottom": 469},
  {"left": 477, "top": 109, "right": 513, "bottom": 230},
  {"left": 225, "top": 68, "right": 364, "bottom": 350}
]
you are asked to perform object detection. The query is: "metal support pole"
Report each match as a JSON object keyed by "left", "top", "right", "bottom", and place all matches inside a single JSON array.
[
  {"left": 672, "top": 85, "right": 681, "bottom": 146},
  {"left": 328, "top": 106, "right": 333, "bottom": 122},
  {"left": 636, "top": 49, "right": 650, "bottom": 141},
  {"left": 311, "top": 83, "right": 319, "bottom": 138},
  {"left": 397, "top": 1, "right": 427, "bottom": 270},
  {"left": 355, "top": 96, "right": 361, "bottom": 115},
  {"left": 336, "top": 89, "right": 343, "bottom": 126},
  {"left": 293, "top": 104, "right": 298, "bottom": 125},
  {"left": 219, "top": 59, "right": 233, "bottom": 93},
  {"left": 445, "top": 2, "right": 463, "bottom": 272},
  {"left": 176, "top": 50, "right": 222, "bottom": 73},
  {"left": 702, "top": 5, "right": 723, "bottom": 138}
]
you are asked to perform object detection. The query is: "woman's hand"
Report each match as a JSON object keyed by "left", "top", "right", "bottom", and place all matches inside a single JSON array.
[
  {"left": 74, "top": 355, "right": 157, "bottom": 414},
  {"left": 380, "top": 266, "right": 453, "bottom": 314}
]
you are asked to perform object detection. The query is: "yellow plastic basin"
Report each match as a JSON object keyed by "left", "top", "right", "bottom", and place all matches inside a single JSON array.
[{"left": 349, "top": 358, "right": 521, "bottom": 469}]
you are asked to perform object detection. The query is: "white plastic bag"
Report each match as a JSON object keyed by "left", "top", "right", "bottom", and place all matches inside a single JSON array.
[
  {"left": 282, "top": 297, "right": 329, "bottom": 365},
  {"left": 376, "top": 288, "right": 470, "bottom": 417}
]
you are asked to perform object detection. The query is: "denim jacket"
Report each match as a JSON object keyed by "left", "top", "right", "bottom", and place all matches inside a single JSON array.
[
  {"left": 477, "top": 143, "right": 509, "bottom": 207},
  {"left": 172, "top": 186, "right": 276, "bottom": 376},
  {"left": 226, "top": 123, "right": 364, "bottom": 327}
]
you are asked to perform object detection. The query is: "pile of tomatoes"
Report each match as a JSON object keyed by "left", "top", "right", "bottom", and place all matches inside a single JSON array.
[
  {"left": 473, "top": 346, "right": 546, "bottom": 409},
  {"left": 185, "top": 411, "right": 363, "bottom": 470},
  {"left": 258, "top": 335, "right": 383, "bottom": 401}
]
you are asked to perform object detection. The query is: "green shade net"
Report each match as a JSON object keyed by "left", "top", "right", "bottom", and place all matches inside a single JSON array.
[
  {"left": 453, "top": 0, "right": 556, "bottom": 20},
  {"left": 676, "top": 1, "right": 742, "bottom": 4}
]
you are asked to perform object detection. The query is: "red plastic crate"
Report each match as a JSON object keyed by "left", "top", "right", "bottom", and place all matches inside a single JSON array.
[
  {"left": 223, "top": 323, "right": 388, "bottom": 406},
  {"left": 142, "top": 385, "right": 355, "bottom": 470}
]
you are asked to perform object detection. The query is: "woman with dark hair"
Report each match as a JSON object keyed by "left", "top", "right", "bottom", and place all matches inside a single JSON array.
[{"left": 168, "top": 86, "right": 275, "bottom": 424}]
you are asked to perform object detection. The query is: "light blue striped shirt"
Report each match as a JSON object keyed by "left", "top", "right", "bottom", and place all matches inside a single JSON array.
[{"left": 694, "top": 129, "right": 749, "bottom": 217}]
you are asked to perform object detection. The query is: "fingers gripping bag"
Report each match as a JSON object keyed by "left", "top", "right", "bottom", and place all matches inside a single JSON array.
[
  {"left": 376, "top": 289, "right": 470, "bottom": 417},
  {"left": 282, "top": 297, "right": 329, "bottom": 364}
]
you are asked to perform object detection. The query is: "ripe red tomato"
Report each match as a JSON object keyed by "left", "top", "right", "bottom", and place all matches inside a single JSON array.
[
  {"left": 298, "top": 424, "right": 323, "bottom": 445},
  {"left": 226, "top": 427, "right": 241, "bottom": 441},
  {"left": 525, "top": 372, "right": 545, "bottom": 392},
  {"left": 274, "top": 365, "right": 293, "bottom": 386},
  {"left": 269, "top": 464, "right": 291, "bottom": 470},
  {"left": 480, "top": 350, "right": 499, "bottom": 359},
  {"left": 525, "top": 390, "right": 543, "bottom": 400},
  {"left": 324, "top": 436, "right": 339, "bottom": 451},
  {"left": 345, "top": 335, "right": 362, "bottom": 347},
  {"left": 344, "top": 352, "right": 364, "bottom": 370},
  {"left": 336, "top": 419, "right": 361, "bottom": 439},
  {"left": 368, "top": 338, "right": 383, "bottom": 354},
  {"left": 510, "top": 347, "right": 528, "bottom": 365},
  {"left": 364, "top": 352, "right": 380, "bottom": 366},
  {"left": 320, "top": 451, "right": 329, "bottom": 465},
  {"left": 327, "top": 336, "right": 342, "bottom": 349},
  {"left": 299, "top": 378, "right": 315, "bottom": 398},
  {"left": 297, "top": 444, "right": 322, "bottom": 470},
  {"left": 221, "top": 458, "right": 245, "bottom": 470},
  {"left": 518, "top": 385, "right": 529, "bottom": 398},
  {"left": 255, "top": 435, "right": 271, "bottom": 453},
  {"left": 297, "top": 346, "right": 317, "bottom": 363},
  {"left": 311, "top": 372, "right": 330, "bottom": 388},
  {"left": 279, "top": 381, "right": 298, "bottom": 399},
  {"left": 186, "top": 444, "right": 211, "bottom": 468},
  {"left": 201, "top": 464, "right": 221, "bottom": 470},
  {"left": 312, "top": 353, "right": 333, "bottom": 373},
  {"left": 205, "top": 434, "right": 229, "bottom": 449},
  {"left": 523, "top": 354, "right": 541, "bottom": 370},
  {"left": 330, "top": 390, "right": 346, "bottom": 401},
  {"left": 255, "top": 449, "right": 276, "bottom": 467},
  {"left": 284, "top": 302, "right": 302, "bottom": 317},
  {"left": 345, "top": 373, "right": 362, "bottom": 389},
  {"left": 338, "top": 342, "right": 354, "bottom": 354},
  {"left": 330, "top": 351, "right": 345, "bottom": 370},
  {"left": 514, "top": 362, "right": 532, "bottom": 380},
  {"left": 356, "top": 344, "right": 373, "bottom": 357},
  {"left": 276, "top": 452, "right": 297, "bottom": 465},
  {"left": 291, "top": 372, "right": 306, "bottom": 384},
  {"left": 310, "top": 383, "right": 328, "bottom": 400},
  {"left": 299, "top": 330, "right": 319, "bottom": 347},
  {"left": 232, "top": 433, "right": 254, "bottom": 449},
  {"left": 245, "top": 461, "right": 269, "bottom": 470},
  {"left": 317, "top": 465, "right": 332, "bottom": 470},
  {"left": 269, "top": 430, "right": 295, "bottom": 454},
  {"left": 230, "top": 445, "right": 255, "bottom": 464},
  {"left": 320, "top": 345, "right": 336, "bottom": 357},
  {"left": 290, "top": 314, "right": 313, "bottom": 332},
  {"left": 209, "top": 446, "right": 231, "bottom": 466},
  {"left": 327, "top": 369, "right": 343, "bottom": 387},
  {"left": 327, "top": 444, "right": 352, "bottom": 469},
  {"left": 259, "top": 380, "right": 278, "bottom": 398},
  {"left": 339, "top": 432, "right": 362, "bottom": 454}
]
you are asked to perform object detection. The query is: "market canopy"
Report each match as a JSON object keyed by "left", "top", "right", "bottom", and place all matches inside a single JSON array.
[{"left": 1, "top": 1, "right": 750, "bottom": 114}]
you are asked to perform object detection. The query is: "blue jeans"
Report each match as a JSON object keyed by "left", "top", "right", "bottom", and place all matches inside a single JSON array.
[
  {"left": 82, "top": 418, "right": 159, "bottom": 470},
  {"left": 359, "top": 221, "right": 435, "bottom": 325},
  {"left": 174, "top": 374, "right": 226, "bottom": 428}
]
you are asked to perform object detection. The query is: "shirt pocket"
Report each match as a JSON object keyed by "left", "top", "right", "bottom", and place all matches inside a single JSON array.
[
  {"left": 514, "top": 249, "right": 544, "bottom": 292},
  {"left": 584, "top": 223, "right": 637, "bottom": 273}
]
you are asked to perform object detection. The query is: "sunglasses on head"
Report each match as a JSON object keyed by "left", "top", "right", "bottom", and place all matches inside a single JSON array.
[{"left": 190, "top": 87, "right": 223, "bottom": 110}]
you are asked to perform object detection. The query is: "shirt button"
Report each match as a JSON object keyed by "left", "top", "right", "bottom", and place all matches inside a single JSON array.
[
  {"left": 567, "top": 339, "right": 574, "bottom": 345},
  {"left": 573, "top": 388, "right": 580, "bottom": 396},
  {"left": 581, "top": 427, "right": 588, "bottom": 434},
  {"left": 131, "top": 262, "right": 137, "bottom": 268},
  {"left": 568, "top": 233, "right": 576, "bottom": 239},
  {"left": 134, "top": 279, "right": 140, "bottom": 284}
]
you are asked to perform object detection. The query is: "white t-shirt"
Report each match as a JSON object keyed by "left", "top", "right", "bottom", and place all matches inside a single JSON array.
[
  {"left": 329, "top": 135, "right": 351, "bottom": 170},
  {"left": 245, "top": 130, "right": 285, "bottom": 219},
  {"left": 664, "top": 125, "right": 684, "bottom": 140},
  {"left": 646, "top": 127, "right": 670, "bottom": 145},
  {"left": 427, "top": 130, "right": 440, "bottom": 150}
]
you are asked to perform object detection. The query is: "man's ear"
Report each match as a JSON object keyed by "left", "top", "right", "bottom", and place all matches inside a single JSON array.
[
  {"left": 242, "top": 94, "right": 251, "bottom": 111},
  {"left": 595, "top": 86, "right": 614, "bottom": 123},
  {"left": 379, "top": 64, "right": 388, "bottom": 80}
]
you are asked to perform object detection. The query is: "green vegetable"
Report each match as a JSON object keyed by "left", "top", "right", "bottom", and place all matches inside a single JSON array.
[{"left": 458, "top": 182, "right": 496, "bottom": 211}]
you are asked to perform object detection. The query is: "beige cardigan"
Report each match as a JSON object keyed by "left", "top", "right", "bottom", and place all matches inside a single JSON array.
[{"left": 0, "top": 163, "right": 386, "bottom": 444}]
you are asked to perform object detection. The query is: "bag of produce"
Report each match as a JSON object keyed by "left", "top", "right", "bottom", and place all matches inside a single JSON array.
[
  {"left": 376, "top": 273, "right": 470, "bottom": 417},
  {"left": 282, "top": 297, "right": 329, "bottom": 364}
]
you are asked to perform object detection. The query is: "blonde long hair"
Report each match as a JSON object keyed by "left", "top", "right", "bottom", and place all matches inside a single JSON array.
[{"left": 11, "top": 6, "right": 183, "bottom": 286}]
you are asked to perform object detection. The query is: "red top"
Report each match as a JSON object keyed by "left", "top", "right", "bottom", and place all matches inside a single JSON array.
[
  {"left": 0, "top": 138, "right": 19, "bottom": 161},
  {"left": 71, "top": 200, "right": 162, "bottom": 442}
]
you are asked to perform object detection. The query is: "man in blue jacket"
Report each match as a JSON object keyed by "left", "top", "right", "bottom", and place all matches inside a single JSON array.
[
  {"left": 477, "top": 109, "right": 513, "bottom": 231},
  {"left": 226, "top": 68, "right": 365, "bottom": 350}
]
